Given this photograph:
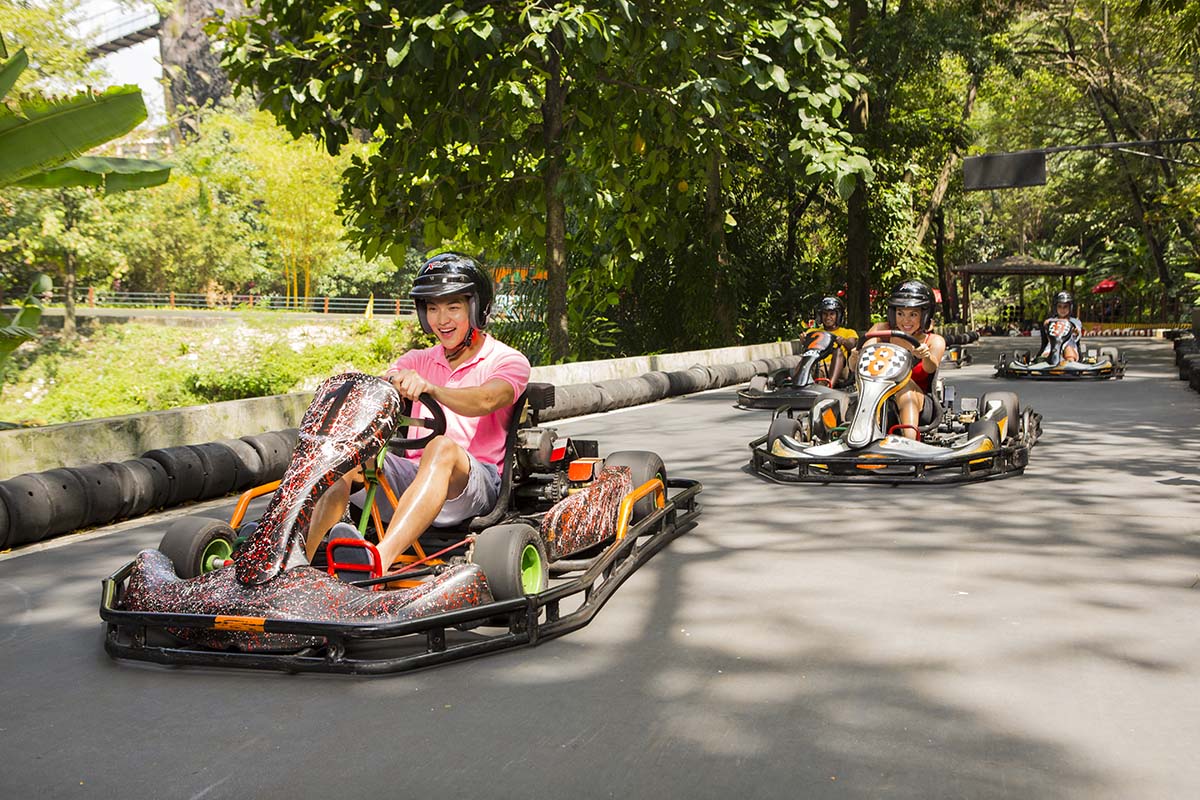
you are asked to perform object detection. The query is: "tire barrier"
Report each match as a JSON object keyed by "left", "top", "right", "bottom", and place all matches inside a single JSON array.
[
  {"left": 239, "top": 431, "right": 293, "bottom": 483},
  {"left": 1170, "top": 332, "right": 1200, "bottom": 397},
  {"left": 1, "top": 353, "right": 801, "bottom": 548},
  {"left": 188, "top": 442, "right": 240, "bottom": 501},
  {"left": 0, "top": 492, "right": 9, "bottom": 551},
  {"left": 218, "top": 438, "right": 267, "bottom": 490},
  {"left": 142, "top": 446, "right": 207, "bottom": 506},
  {"left": 68, "top": 463, "right": 124, "bottom": 529}
]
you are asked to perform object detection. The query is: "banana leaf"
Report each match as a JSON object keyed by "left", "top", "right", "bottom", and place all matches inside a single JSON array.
[
  {"left": 0, "top": 85, "right": 147, "bottom": 187},
  {"left": 16, "top": 155, "right": 172, "bottom": 193},
  {"left": 0, "top": 277, "right": 48, "bottom": 366},
  {"left": 0, "top": 47, "right": 26, "bottom": 101}
]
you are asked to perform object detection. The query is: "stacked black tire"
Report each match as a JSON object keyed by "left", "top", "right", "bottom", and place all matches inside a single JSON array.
[
  {"left": 0, "top": 428, "right": 299, "bottom": 551},
  {"left": 1174, "top": 332, "right": 1200, "bottom": 394}
]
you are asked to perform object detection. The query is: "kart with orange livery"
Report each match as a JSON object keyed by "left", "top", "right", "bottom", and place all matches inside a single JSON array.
[
  {"left": 750, "top": 331, "right": 1041, "bottom": 483},
  {"left": 100, "top": 373, "right": 701, "bottom": 674}
]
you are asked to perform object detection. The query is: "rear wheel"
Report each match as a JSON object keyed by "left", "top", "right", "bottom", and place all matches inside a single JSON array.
[
  {"left": 471, "top": 523, "right": 548, "bottom": 600},
  {"left": 604, "top": 450, "right": 667, "bottom": 524},
  {"left": 980, "top": 391, "right": 1020, "bottom": 441},
  {"left": 158, "top": 517, "right": 237, "bottom": 578}
]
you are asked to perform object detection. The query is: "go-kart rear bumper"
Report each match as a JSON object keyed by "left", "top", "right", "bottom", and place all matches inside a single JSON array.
[
  {"left": 99, "top": 478, "right": 701, "bottom": 675},
  {"left": 748, "top": 437, "right": 1031, "bottom": 484}
]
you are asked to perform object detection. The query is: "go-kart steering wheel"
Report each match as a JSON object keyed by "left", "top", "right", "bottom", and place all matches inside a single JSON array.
[
  {"left": 863, "top": 329, "right": 921, "bottom": 347},
  {"left": 389, "top": 391, "right": 448, "bottom": 450}
]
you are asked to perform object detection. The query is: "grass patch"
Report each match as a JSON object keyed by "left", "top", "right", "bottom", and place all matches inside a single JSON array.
[{"left": 0, "top": 316, "right": 432, "bottom": 425}]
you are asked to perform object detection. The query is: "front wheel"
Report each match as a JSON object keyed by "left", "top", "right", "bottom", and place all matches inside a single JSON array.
[
  {"left": 603, "top": 450, "right": 667, "bottom": 524},
  {"left": 158, "top": 517, "right": 237, "bottom": 579},
  {"left": 471, "top": 523, "right": 548, "bottom": 600}
]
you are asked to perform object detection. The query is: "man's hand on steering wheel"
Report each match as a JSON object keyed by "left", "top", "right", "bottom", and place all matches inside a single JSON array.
[{"left": 384, "top": 368, "right": 433, "bottom": 402}]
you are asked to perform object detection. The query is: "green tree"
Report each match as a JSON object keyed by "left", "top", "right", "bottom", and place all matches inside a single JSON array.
[{"left": 214, "top": 1, "right": 867, "bottom": 360}]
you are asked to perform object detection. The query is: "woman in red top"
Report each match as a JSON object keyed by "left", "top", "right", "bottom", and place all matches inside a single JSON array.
[{"left": 864, "top": 280, "right": 946, "bottom": 440}]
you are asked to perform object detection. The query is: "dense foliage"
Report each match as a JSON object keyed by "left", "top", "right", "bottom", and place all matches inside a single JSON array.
[{"left": 2, "top": 1, "right": 1198, "bottom": 383}]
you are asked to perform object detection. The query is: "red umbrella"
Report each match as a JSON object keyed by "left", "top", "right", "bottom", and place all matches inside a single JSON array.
[{"left": 1091, "top": 277, "right": 1119, "bottom": 294}]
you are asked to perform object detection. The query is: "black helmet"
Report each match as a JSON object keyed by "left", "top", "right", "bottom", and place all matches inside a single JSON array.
[
  {"left": 886, "top": 279, "right": 936, "bottom": 331},
  {"left": 409, "top": 253, "right": 494, "bottom": 334},
  {"left": 1052, "top": 290, "right": 1075, "bottom": 317},
  {"left": 816, "top": 296, "right": 846, "bottom": 328}
]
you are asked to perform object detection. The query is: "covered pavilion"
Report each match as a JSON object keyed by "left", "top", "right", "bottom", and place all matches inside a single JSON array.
[{"left": 952, "top": 254, "right": 1086, "bottom": 325}]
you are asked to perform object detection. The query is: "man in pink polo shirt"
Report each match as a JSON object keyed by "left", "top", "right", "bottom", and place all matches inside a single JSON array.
[{"left": 307, "top": 253, "right": 531, "bottom": 570}]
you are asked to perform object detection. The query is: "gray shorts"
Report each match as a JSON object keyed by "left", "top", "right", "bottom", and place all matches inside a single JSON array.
[{"left": 350, "top": 451, "right": 501, "bottom": 528}]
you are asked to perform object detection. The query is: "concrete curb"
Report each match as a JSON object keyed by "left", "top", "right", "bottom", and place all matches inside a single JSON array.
[{"left": 0, "top": 339, "right": 801, "bottom": 480}]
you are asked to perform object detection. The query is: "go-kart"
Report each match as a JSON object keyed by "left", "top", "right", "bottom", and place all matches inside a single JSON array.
[
  {"left": 749, "top": 331, "right": 1041, "bottom": 484},
  {"left": 938, "top": 331, "right": 979, "bottom": 369},
  {"left": 995, "top": 319, "right": 1125, "bottom": 379},
  {"left": 100, "top": 372, "right": 701, "bottom": 675},
  {"left": 736, "top": 329, "right": 854, "bottom": 410}
]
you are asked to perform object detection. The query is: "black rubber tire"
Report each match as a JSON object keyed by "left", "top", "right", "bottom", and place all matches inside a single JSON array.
[
  {"left": 130, "top": 457, "right": 171, "bottom": 510},
  {"left": 188, "top": 442, "right": 240, "bottom": 500},
  {"left": 997, "top": 352, "right": 1011, "bottom": 369},
  {"left": 1014, "top": 349, "right": 1031, "bottom": 365},
  {"left": 0, "top": 474, "right": 55, "bottom": 546},
  {"left": 68, "top": 463, "right": 124, "bottom": 527},
  {"left": 966, "top": 418, "right": 1002, "bottom": 448},
  {"left": 747, "top": 375, "right": 768, "bottom": 393},
  {"left": 219, "top": 438, "right": 266, "bottom": 490},
  {"left": 142, "top": 446, "right": 206, "bottom": 505},
  {"left": 158, "top": 517, "right": 238, "bottom": 579},
  {"left": 1099, "top": 346, "right": 1120, "bottom": 363},
  {"left": 0, "top": 491, "right": 10, "bottom": 550},
  {"left": 767, "top": 416, "right": 802, "bottom": 450},
  {"left": 471, "top": 523, "right": 548, "bottom": 600},
  {"left": 239, "top": 431, "right": 293, "bottom": 483},
  {"left": 980, "top": 391, "right": 1020, "bottom": 441},
  {"left": 603, "top": 450, "right": 667, "bottom": 524},
  {"left": 40, "top": 468, "right": 91, "bottom": 538}
]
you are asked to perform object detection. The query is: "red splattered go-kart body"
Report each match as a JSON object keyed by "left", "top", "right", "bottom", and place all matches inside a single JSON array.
[{"left": 100, "top": 373, "right": 701, "bottom": 674}]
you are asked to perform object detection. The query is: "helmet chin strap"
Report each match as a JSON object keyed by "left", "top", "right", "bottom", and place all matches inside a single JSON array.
[{"left": 443, "top": 327, "right": 477, "bottom": 360}]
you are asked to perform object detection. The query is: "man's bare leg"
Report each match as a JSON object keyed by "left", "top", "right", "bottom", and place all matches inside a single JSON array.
[
  {"left": 374, "top": 436, "right": 472, "bottom": 570},
  {"left": 306, "top": 470, "right": 357, "bottom": 560}
]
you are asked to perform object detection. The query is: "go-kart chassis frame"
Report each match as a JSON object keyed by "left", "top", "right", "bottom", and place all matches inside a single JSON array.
[{"left": 100, "top": 477, "right": 701, "bottom": 675}]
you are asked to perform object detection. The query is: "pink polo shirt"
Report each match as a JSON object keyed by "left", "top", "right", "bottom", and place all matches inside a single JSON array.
[{"left": 390, "top": 334, "right": 531, "bottom": 472}]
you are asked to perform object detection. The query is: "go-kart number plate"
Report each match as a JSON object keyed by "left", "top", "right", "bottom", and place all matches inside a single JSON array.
[
  {"left": 1048, "top": 319, "right": 1071, "bottom": 337},
  {"left": 857, "top": 343, "right": 909, "bottom": 381}
]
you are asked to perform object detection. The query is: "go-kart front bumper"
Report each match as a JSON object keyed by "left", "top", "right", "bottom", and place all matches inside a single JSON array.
[
  {"left": 99, "top": 478, "right": 701, "bottom": 675},
  {"left": 748, "top": 435, "right": 1032, "bottom": 484},
  {"left": 995, "top": 359, "right": 1124, "bottom": 380}
]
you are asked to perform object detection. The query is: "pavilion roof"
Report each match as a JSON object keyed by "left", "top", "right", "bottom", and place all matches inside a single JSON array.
[{"left": 952, "top": 254, "right": 1086, "bottom": 277}]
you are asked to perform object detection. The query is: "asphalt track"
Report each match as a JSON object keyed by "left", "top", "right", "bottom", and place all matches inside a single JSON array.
[{"left": 1, "top": 337, "right": 1197, "bottom": 799}]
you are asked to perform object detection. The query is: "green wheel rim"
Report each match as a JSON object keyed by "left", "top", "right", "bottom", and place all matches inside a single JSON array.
[
  {"left": 519, "top": 543, "right": 543, "bottom": 594},
  {"left": 201, "top": 537, "right": 234, "bottom": 573}
]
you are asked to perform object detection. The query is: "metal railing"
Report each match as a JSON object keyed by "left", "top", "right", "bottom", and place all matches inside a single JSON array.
[{"left": 48, "top": 289, "right": 417, "bottom": 316}]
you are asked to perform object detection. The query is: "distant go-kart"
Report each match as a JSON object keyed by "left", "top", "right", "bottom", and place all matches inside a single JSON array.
[
  {"left": 737, "top": 329, "right": 854, "bottom": 410},
  {"left": 749, "top": 331, "right": 1042, "bottom": 484},
  {"left": 995, "top": 319, "right": 1125, "bottom": 379},
  {"left": 100, "top": 373, "right": 701, "bottom": 675}
]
